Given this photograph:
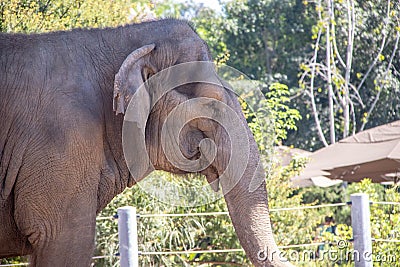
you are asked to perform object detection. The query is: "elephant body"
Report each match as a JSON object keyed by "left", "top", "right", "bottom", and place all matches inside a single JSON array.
[{"left": 0, "top": 19, "right": 291, "bottom": 266}]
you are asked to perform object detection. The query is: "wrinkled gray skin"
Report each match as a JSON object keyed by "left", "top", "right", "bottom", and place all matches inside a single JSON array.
[{"left": 0, "top": 19, "right": 292, "bottom": 266}]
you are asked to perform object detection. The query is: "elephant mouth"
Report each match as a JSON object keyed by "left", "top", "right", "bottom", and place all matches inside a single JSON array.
[
  {"left": 178, "top": 145, "right": 221, "bottom": 192},
  {"left": 200, "top": 165, "right": 220, "bottom": 192},
  {"left": 182, "top": 143, "right": 221, "bottom": 192},
  {"left": 186, "top": 150, "right": 201, "bottom": 161}
]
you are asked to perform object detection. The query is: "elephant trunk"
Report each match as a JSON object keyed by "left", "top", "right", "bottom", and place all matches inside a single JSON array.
[{"left": 219, "top": 118, "right": 294, "bottom": 267}]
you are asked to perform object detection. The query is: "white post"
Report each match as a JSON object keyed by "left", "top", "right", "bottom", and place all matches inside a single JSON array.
[
  {"left": 350, "top": 193, "right": 373, "bottom": 267},
  {"left": 118, "top": 206, "right": 139, "bottom": 267}
]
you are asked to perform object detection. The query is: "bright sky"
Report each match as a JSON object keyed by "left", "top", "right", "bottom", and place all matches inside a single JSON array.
[{"left": 194, "top": 0, "right": 222, "bottom": 11}]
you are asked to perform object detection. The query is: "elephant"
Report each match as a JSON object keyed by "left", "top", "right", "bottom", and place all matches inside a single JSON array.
[{"left": 0, "top": 19, "right": 292, "bottom": 266}]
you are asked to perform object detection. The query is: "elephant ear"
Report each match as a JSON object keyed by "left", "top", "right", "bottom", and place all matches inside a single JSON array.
[
  {"left": 113, "top": 43, "right": 156, "bottom": 115},
  {"left": 114, "top": 44, "right": 157, "bottom": 183}
]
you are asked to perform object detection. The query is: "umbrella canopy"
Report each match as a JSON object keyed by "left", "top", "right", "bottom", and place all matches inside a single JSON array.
[
  {"left": 292, "top": 120, "right": 400, "bottom": 184},
  {"left": 275, "top": 146, "right": 343, "bottom": 187}
]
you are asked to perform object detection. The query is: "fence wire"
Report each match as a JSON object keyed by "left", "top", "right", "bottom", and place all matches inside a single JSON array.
[
  {"left": 0, "top": 264, "right": 28, "bottom": 267},
  {"left": 95, "top": 202, "right": 349, "bottom": 221},
  {"left": 3, "top": 201, "right": 399, "bottom": 266},
  {"left": 3, "top": 239, "right": 400, "bottom": 266},
  {"left": 95, "top": 201, "right": 400, "bottom": 221},
  {"left": 371, "top": 201, "right": 400, "bottom": 206}
]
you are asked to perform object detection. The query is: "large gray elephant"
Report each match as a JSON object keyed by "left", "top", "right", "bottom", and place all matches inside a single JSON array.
[{"left": 0, "top": 19, "right": 291, "bottom": 266}]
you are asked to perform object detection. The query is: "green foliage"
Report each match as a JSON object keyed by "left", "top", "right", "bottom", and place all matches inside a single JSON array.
[
  {"left": 153, "top": 0, "right": 184, "bottom": 18},
  {"left": 0, "top": 0, "right": 140, "bottom": 33},
  {"left": 300, "top": 183, "right": 351, "bottom": 226},
  {"left": 191, "top": 8, "right": 230, "bottom": 64},
  {"left": 267, "top": 159, "right": 321, "bottom": 249},
  {"left": 295, "top": 179, "right": 400, "bottom": 266},
  {"left": 95, "top": 177, "right": 247, "bottom": 266},
  {"left": 265, "top": 83, "right": 302, "bottom": 143},
  {"left": 220, "top": 0, "right": 315, "bottom": 84}
]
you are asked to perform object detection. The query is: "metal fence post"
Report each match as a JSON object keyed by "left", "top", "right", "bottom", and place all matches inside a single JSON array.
[
  {"left": 118, "top": 206, "right": 139, "bottom": 267},
  {"left": 350, "top": 193, "right": 373, "bottom": 267}
]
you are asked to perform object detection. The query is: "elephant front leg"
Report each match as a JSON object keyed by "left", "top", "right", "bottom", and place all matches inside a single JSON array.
[
  {"left": 14, "top": 189, "right": 98, "bottom": 267},
  {"left": 0, "top": 198, "right": 33, "bottom": 258},
  {"left": 28, "top": 219, "right": 96, "bottom": 267}
]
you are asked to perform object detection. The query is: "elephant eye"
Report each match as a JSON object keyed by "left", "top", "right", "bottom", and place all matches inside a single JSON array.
[
  {"left": 145, "top": 68, "right": 155, "bottom": 80},
  {"left": 142, "top": 67, "right": 155, "bottom": 81}
]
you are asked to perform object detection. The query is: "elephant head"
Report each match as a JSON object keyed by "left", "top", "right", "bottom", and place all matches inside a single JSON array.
[{"left": 112, "top": 38, "right": 292, "bottom": 267}]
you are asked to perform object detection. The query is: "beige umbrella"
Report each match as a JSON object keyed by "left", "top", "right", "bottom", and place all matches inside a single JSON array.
[
  {"left": 274, "top": 146, "right": 343, "bottom": 187},
  {"left": 292, "top": 120, "right": 400, "bottom": 184}
]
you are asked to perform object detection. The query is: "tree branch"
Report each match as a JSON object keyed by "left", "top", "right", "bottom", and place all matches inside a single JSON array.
[
  {"left": 360, "top": 28, "right": 400, "bottom": 130},
  {"left": 356, "top": 0, "right": 392, "bottom": 93},
  {"left": 309, "top": 3, "right": 329, "bottom": 147},
  {"left": 343, "top": 0, "right": 355, "bottom": 138},
  {"left": 326, "top": 0, "right": 336, "bottom": 143}
]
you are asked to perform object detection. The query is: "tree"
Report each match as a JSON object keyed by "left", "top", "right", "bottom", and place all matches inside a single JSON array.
[
  {"left": 297, "top": 0, "right": 400, "bottom": 148},
  {"left": 220, "top": 0, "right": 315, "bottom": 85},
  {"left": 191, "top": 7, "right": 230, "bottom": 64},
  {"left": 0, "top": 0, "right": 143, "bottom": 33},
  {"left": 192, "top": 0, "right": 400, "bottom": 150}
]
